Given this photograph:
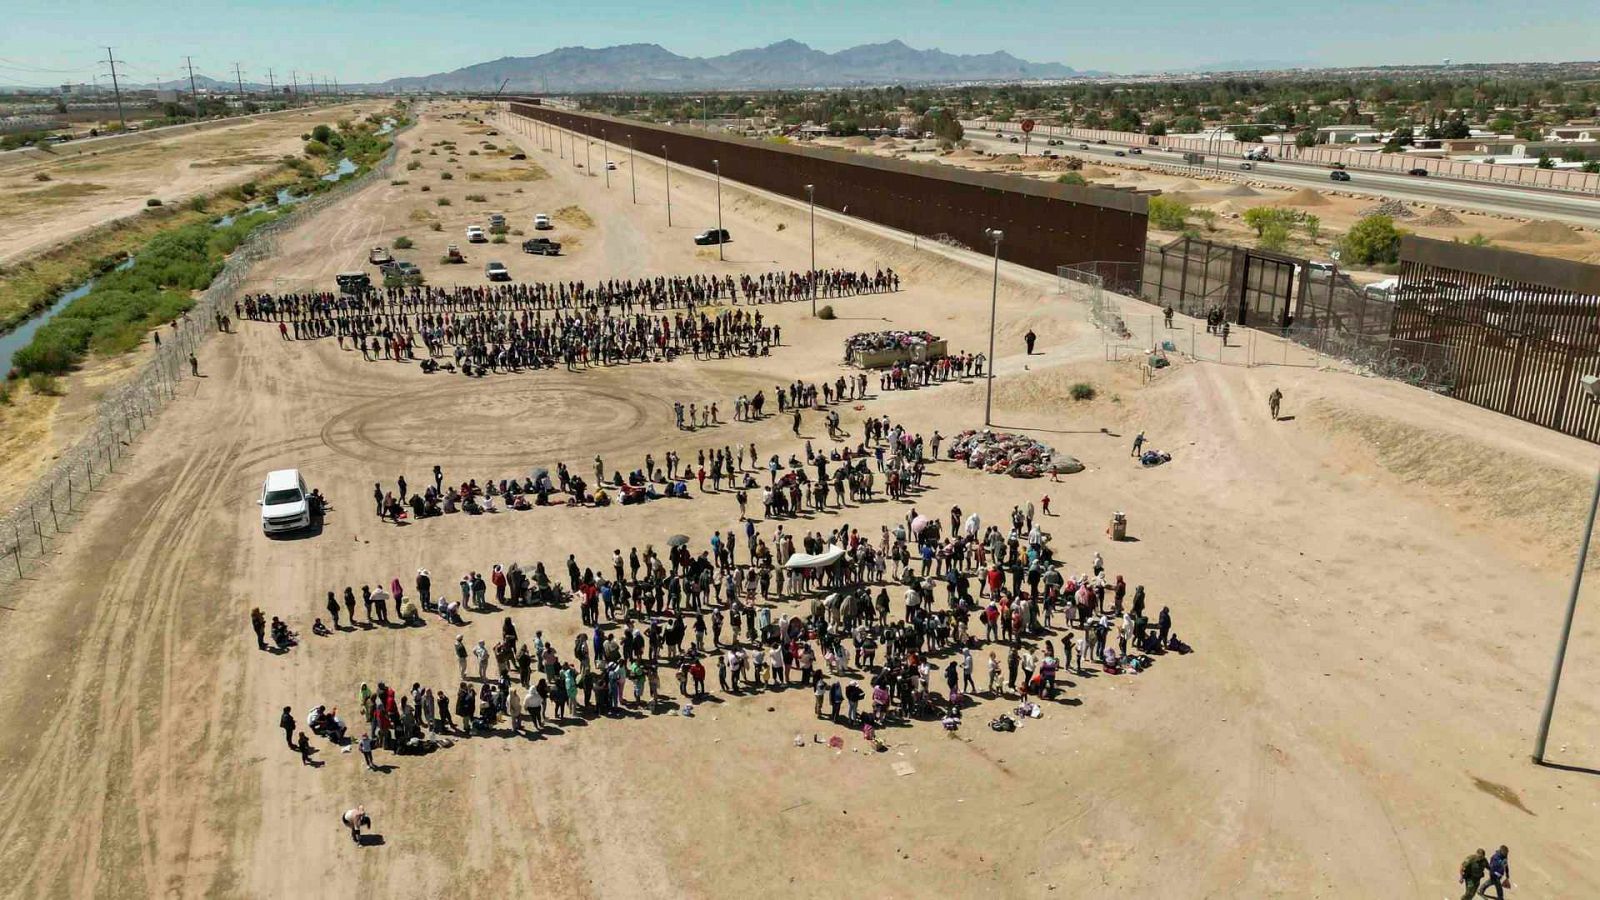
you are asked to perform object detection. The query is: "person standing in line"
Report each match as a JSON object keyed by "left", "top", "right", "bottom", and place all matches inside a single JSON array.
[
  {"left": 397, "top": 474, "right": 408, "bottom": 501},
  {"left": 279, "top": 706, "right": 296, "bottom": 750},
  {"left": 1459, "top": 849, "right": 1488, "bottom": 900},
  {"left": 792, "top": 409, "right": 802, "bottom": 437},
  {"left": 372, "top": 483, "right": 384, "bottom": 518},
  {"left": 432, "top": 465, "right": 443, "bottom": 493},
  {"left": 455, "top": 635, "right": 468, "bottom": 679},
  {"left": 296, "top": 731, "right": 316, "bottom": 766},
  {"left": 251, "top": 608, "right": 267, "bottom": 649},
  {"left": 474, "top": 640, "right": 489, "bottom": 681},
  {"left": 188, "top": 353, "right": 198, "bottom": 376},
  {"left": 326, "top": 592, "right": 341, "bottom": 629}
]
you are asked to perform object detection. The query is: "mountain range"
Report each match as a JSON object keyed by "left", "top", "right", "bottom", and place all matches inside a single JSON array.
[{"left": 370, "top": 40, "right": 1093, "bottom": 92}]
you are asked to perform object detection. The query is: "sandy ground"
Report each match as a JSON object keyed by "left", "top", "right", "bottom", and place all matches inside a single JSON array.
[
  {"left": 0, "top": 103, "right": 370, "bottom": 267},
  {"left": 1, "top": 102, "right": 1599, "bottom": 898},
  {"left": 816, "top": 137, "right": 1600, "bottom": 270}
]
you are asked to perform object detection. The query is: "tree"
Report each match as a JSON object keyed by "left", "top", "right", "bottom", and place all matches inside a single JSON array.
[
  {"left": 1295, "top": 130, "right": 1318, "bottom": 148},
  {"left": 1537, "top": 154, "right": 1554, "bottom": 169},
  {"left": 1147, "top": 120, "right": 1167, "bottom": 136},
  {"left": 1173, "top": 115, "right": 1203, "bottom": 133},
  {"left": 1232, "top": 125, "right": 1265, "bottom": 143},
  {"left": 1340, "top": 215, "right": 1402, "bottom": 265},
  {"left": 1259, "top": 221, "right": 1291, "bottom": 252},
  {"left": 1584, "top": 161, "right": 1600, "bottom": 174},
  {"left": 310, "top": 124, "right": 333, "bottom": 144},
  {"left": 1242, "top": 206, "right": 1294, "bottom": 237},
  {"left": 1147, "top": 196, "right": 1190, "bottom": 230}
]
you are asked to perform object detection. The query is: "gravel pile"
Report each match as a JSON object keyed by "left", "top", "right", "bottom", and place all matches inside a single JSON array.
[{"left": 1359, "top": 199, "right": 1415, "bottom": 219}]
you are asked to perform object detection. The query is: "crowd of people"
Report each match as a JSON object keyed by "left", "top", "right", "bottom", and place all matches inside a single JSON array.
[
  {"left": 238, "top": 268, "right": 901, "bottom": 376},
  {"left": 276, "top": 486, "right": 1188, "bottom": 778}
]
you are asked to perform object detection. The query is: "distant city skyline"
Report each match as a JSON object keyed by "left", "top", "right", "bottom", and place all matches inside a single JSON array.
[{"left": 1, "top": 0, "right": 1596, "bottom": 88}]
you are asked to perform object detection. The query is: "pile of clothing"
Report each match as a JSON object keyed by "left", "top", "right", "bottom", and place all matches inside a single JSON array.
[
  {"left": 842, "top": 329, "right": 941, "bottom": 357},
  {"left": 947, "top": 429, "right": 1084, "bottom": 479}
]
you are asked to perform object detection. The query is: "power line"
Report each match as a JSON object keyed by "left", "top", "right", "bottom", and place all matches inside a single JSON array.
[{"left": 184, "top": 55, "right": 199, "bottom": 119}]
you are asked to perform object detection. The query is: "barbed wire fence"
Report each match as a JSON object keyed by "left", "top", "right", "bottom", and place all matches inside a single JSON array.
[{"left": 0, "top": 131, "right": 407, "bottom": 585}]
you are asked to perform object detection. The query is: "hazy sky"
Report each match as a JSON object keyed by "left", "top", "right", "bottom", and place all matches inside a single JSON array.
[{"left": 1, "top": 0, "right": 1596, "bottom": 86}]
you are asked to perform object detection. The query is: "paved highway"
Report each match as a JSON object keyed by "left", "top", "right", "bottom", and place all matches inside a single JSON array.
[{"left": 966, "top": 128, "right": 1600, "bottom": 227}]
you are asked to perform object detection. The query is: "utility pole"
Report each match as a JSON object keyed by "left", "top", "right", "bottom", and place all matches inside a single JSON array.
[
  {"left": 233, "top": 62, "right": 245, "bottom": 101},
  {"left": 983, "top": 228, "right": 1004, "bottom": 427},
  {"left": 267, "top": 68, "right": 275, "bottom": 96},
  {"left": 290, "top": 71, "right": 299, "bottom": 96},
  {"left": 602, "top": 129, "right": 609, "bottom": 188},
  {"left": 629, "top": 136, "right": 636, "bottom": 203},
  {"left": 184, "top": 56, "right": 200, "bottom": 120},
  {"left": 663, "top": 145, "right": 672, "bottom": 226},
  {"left": 712, "top": 159, "right": 724, "bottom": 260},
  {"left": 102, "top": 47, "right": 127, "bottom": 129},
  {"left": 805, "top": 184, "right": 817, "bottom": 315}
]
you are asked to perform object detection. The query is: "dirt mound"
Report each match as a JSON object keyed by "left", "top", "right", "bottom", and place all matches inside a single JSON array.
[
  {"left": 842, "top": 136, "right": 873, "bottom": 147},
  {"left": 1219, "top": 184, "right": 1261, "bottom": 197},
  {"left": 1160, "top": 192, "right": 1209, "bottom": 207},
  {"left": 1081, "top": 166, "right": 1111, "bottom": 179},
  {"left": 1415, "top": 208, "right": 1464, "bottom": 227},
  {"left": 1359, "top": 199, "right": 1415, "bottom": 219},
  {"left": 1172, "top": 180, "right": 1206, "bottom": 192},
  {"left": 986, "top": 153, "right": 1023, "bottom": 164},
  {"left": 1117, "top": 172, "right": 1148, "bottom": 183},
  {"left": 1495, "top": 219, "right": 1585, "bottom": 245},
  {"left": 1279, "top": 188, "right": 1330, "bottom": 207},
  {"left": 947, "top": 148, "right": 983, "bottom": 159}
]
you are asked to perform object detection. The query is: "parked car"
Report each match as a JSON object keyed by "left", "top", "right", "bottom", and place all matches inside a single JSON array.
[
  {"left": 485, "top": 261, "right": 510, "bottom": 281},
  {"left": 1329, "top": 170, "right": 1352, "bottom": 182},
  {"left": 694, "top": 228, "right": 732, "bottom": 246},
  {"left": 534, "top": 213, "right": 552, "bottom": 230},
  {"left": 521, "top": 237, "right": 562, "bottom": 256},
  {"left": 445, "top": 244, "right": 465, "bottom": 263},
  {"left": 368, "top": 246, "right": 392, "bottom": 266},
  {"left": 509, "top": 152, "right": 526, "bottom": 160},
  {"left": 488, "top": 213, "right": 506, "bottom": 228},
  {"left": 260, "top": 469, "right": 311, "bottom": 535},
  {"left": 466, "top": 225, "right": 486, "bottom": 243},
  {"left": 1407, "top": 168, "right": 1430, "bottom": 177},
  {"left": 336, "top": 271, "right": 371, "bottom": 293}
]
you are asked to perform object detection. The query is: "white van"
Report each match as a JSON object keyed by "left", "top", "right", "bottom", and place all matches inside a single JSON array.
[{"left": 260, "top": 469, "right": 311, "bottom": 534}]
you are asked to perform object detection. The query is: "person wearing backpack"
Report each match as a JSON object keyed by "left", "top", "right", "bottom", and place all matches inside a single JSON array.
[{"left": 1459, "top": 848, "right": 1488, "bottom": 900}]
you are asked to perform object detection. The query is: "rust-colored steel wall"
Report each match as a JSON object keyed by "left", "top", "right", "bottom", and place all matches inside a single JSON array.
[{"left": 504, "top": 101, "right": 1148, "bottom": 275}]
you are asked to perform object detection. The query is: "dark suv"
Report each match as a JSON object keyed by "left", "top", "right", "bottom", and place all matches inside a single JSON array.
[{"left": 694, "top": 228, "right": 732, "bottom": 246}]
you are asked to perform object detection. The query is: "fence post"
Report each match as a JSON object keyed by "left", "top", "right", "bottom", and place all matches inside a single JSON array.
[
  {"left": 10, "top": 543, "right": 20, "bottom": 578},
  {"left": 49, "top": 493, "right": 59, "bottom": 531}
]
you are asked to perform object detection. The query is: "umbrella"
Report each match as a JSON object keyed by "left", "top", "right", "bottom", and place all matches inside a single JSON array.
[
  {"left": 530, "top": 467, "right": 550, "bottom": 480},
  {"left": 667, "top": 534, "right": 690, "bottom": 548},
  {"left": 910, "top": 515, "right": 931, "bottom": 535}
]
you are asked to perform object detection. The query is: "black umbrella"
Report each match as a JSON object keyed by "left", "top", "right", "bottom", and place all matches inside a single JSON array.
[{"left": 667, "top": 534, "right": 690, "bottom": 548}]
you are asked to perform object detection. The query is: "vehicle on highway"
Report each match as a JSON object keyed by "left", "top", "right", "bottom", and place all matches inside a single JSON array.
[
  {"left": 509, "top": 152, "right": 526, "bottom": 160},
  {"left": 485, "top": 261, "right": 510, "bottom": 281},
  {"left": 1239, "top": 162, "right": 1254, "bottom": 170},
  {"left": 695, "top": 228, "right": 732, "bottom": 246},
  {"left": 1095, "top": 139, "right": 1107, "bottom": 145},
  {"left": 1113, "top": 150, "right": 1126, "bottom": 157},
  {"left": 336, "top": 271, "right": 371, "bottom": 294},
  {"left": 1330, "top": 171, "right": 1352, "bottom": 182},
  {"left": 1183, "top": 152, "right": 1206, "bottom": 165},
  {"left": 534, "top": 213, "right": 552, "bottom": 230},
  {"left": 445, "top": 244, "right": 465, "bottom": 263},
  {"left": 1079, "top": 143, "right": 1089, "bottom": 150},
  {"left": 1244, "top": 147, "right": 1272, "bottom": 162},
  {"left": 522, "top": 237, "right": 562, "bottom": 256},
  {"left": 1008, "top": 136, "right": 1019, "bottom": 143},
  {"left": 466, "top": 225, "right": 486, "bottom": 243},
  {"left": 368, "top": 246, "right": 392, "bottom": 266},
  {"left": 1407, "top": 168, "right": 1430, "bottom": 177},
  {"left": 606, "top": 161, "right": 617, "bottom": 170},
  {"left": 1328, "top": 162, "right": 1346, "bottom": 170},
  {"left": 1128, "top": 147, "right": 1142, "bottom": 155},
  {"left": 260, "top": 469, "right": 312, "bottom": 535},
  {"left": 1041, "top": 151, "right": 1056, "bottom": 158},
  {"left": 995, "top": 132, "right": 1004, "bottom": 138}
]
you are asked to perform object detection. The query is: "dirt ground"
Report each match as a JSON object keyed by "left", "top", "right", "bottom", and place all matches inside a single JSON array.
[
  {"left": 2, "top": 101, "right": 1599, "bottom": 898},
  {"left": 0, "top": 103, "right": 370, "bottom": 267},
  {"left": 816, "top": 137, "right": 1600, "bottom": 271}
]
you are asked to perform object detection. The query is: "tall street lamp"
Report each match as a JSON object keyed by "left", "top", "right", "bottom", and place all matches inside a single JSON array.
[
  {"left": 602, "top": 129, "right": 610, "bottom": 188},
  {"left": 713, "top": 159, "right": 724, "bottom": 260},
  {"left": 983, "top": 228, "right": 1003, "bottom": 427},
  {"left": 629, "top": 136, "right": 636, "bottom": 203},
  {"left": 1533, "top": 375, "right": 1600, "bottom": 764},
  {"left": 663, "top": 146, "right": 672, "bottom": 226},
  {"left": 805, "top": 184, "right": 817, "bottom": 316}
]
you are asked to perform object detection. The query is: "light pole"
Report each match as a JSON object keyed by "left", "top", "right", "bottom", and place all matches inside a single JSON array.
[
  {"left": 559, "top": 124, "right": 564, "bottom": 159},
  {"left": 983, "top": 228, "right": 1003, "bottom": 427},
  {"left": 1533, "top": 376, "right": 1600, "bottom": 764},
  {"left": 713, "top": 159, "right": 724, "bottom": 260},
  {"left": 629, "top": 136, "right": 636, "bottom": 203},
  {"left": 805, "top": 184, "right": 817, "bottom": 315},
  {"left": 602, "top": 129, "right": 610, "bottom": 188},
  {"left": 663, "top": 146, "right": 672, "bottom": 226}
]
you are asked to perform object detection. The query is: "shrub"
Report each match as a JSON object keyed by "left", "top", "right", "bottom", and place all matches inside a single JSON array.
[
  {"left": 389, "top": 179, "right": 409, "bottom": 186},
  {"left": 1340, "top": 215, "right": 1402, "bottom": 266},
  {"left": 440, "top": 171, "right": 453, "bottom": 180},
  {"left": 420, "top": 185, "right": 431, "bottom": 192},
  {"left": 1242, "top": 206, "right": 1296, "bottom": 237},
  {"left": 145, "top": 198, "right": 163, "bottom": 207},
  {"left": 1055, "top": 172, "right": 1087, "bottom": 186},
  {"left": 0, "top": 382, "right": 11, "bottom": 405},
  {"left": 1302, "top": 214, "right": 1321, "bottom": 242},
  {"left": 393, "top": 236, "right": 414, "bottom": 249},
  {"left": 304, "top": 139, "right": 330, "bottom": 157},
  {"left": 465, "top": 193, "right": 487, "bottom": 202},
  {"left": 510, "top": 228, "right": 524, "bottom": 235},
  {"left": 436, "top": 198, "right": 451, "bottom": 206},
  {"left": 34, "top": 172, "right": 51, "bottom": 182},
  {"left": 1259, "top": 221, "right": 1290, "bottom": 252},
  {"left": 406, "top": 160, "right": 421, "bottom": 171},
  {"left": 817, "top": 305, "right": 836, "bottom": 320},
  {"left": 430, "top": 222, "right": 443, "bottom": 232},
  {"left": 1147, "top": 196, "right": 1189, "bottom": 230},
  {"left": 468, "top": 150, "right": 479, "bottom": 156},
  {"left": 1070, "top": 382, "right": 1096, "bottom": 401},
  {"left": 28, "top": 373, "right": 63, "bottom": 396},
  {"left": 188, "top": 195, "right": 208, "bottom": 212}
]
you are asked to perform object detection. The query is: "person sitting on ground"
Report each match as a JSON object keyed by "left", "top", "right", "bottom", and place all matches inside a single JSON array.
[
  {"left": 270, "top": 616, "right": 296, "bottom": 650},
  {"left": 312, "top": 618, "right": 331, "bottom": 637}
]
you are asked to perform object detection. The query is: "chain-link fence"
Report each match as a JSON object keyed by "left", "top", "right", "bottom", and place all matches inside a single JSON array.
[{"left": 0, "top": 129, "right": 408, "bottom": 584}]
